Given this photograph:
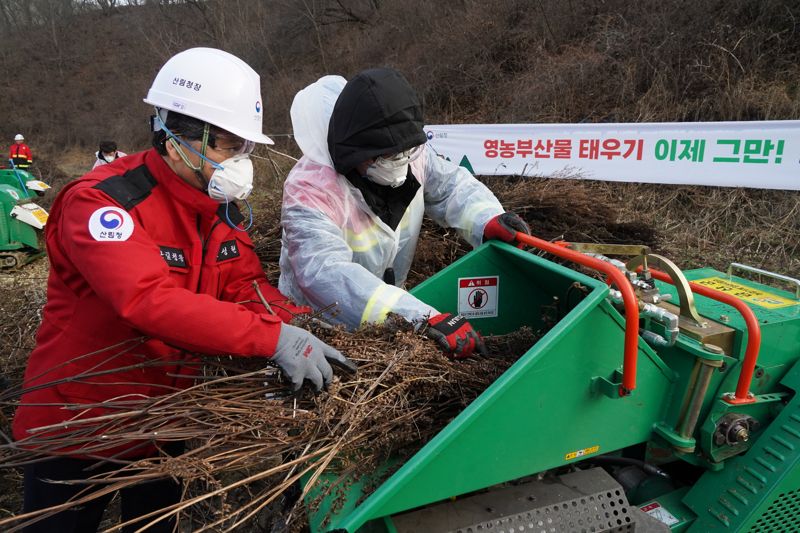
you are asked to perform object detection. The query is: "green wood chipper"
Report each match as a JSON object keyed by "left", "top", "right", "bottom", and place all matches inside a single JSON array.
[
  {"left": 0, "top": 163, "right": 50, "bottom": 269},
  {"left": 303, "top": 233, "right": 800, "bottom": 532}
]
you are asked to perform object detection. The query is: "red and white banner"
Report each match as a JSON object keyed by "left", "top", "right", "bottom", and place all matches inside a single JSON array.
[{"left": 423, "top": 120, "right": 800, "bottom": 190}]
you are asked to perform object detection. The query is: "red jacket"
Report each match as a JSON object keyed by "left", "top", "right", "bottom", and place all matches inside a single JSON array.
[
  {"left": 13, "top": 149, "right": 302, "bottom": 455},
  {"left": 9, "top": 142, "right": 32, "bottom": 167}
]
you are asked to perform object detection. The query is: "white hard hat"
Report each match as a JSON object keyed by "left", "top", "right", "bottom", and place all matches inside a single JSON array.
[
  {"left": 14, "top": 134, "right": 24, "bottom": 141},
  {"left": 144, "top": 48, "right": 273, "bottom": 144}
]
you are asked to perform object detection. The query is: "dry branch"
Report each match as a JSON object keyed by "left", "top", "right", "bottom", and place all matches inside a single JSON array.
[{"left": 0, "top": 323, "right": 540, "bottom": 532}]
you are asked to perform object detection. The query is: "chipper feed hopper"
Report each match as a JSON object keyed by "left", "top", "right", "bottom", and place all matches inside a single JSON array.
[
  {"left": 305, "top": 233, "right": 800, "bottom": 532},
  {"left": 0, "top": 165, "right": 50, "bottom": 269}
]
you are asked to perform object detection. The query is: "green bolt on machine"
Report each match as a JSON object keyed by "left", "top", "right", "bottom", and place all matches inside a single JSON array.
[
  {"left": 305, "top": 232, "right": 800, "bottom": 532},
  {"left": 0, "top": 162, "right": 50, "bottom": 269}
]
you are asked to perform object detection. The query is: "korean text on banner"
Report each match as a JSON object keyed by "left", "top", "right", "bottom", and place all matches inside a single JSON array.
[{"left": 423, "top": 120, "right": 800, "bottom": 190}]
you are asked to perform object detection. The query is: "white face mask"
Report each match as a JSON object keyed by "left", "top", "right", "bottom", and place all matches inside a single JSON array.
[
  {"left": 103, "top": 152, "right": 116, "bottom": 162},
  {"left": 365, "top": 162, "right": 409, "bottom": 188},
  {"left": 363, "top": 146, "right": 421, "bottom": 188},
  {"left": 207, "top": 154, "right": 254, "bottom": 202}
]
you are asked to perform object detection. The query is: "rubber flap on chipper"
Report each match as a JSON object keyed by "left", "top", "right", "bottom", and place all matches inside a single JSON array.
[{"left": 306, "top": 241, "right": 676, "bottom": 533}]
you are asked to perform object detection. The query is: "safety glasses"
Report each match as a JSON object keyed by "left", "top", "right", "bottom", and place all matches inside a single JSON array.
[
  {"left": 209, "top": 137, "right": 256, "bottom": 158},
  {"left": 372, "top": 145, "right": 423, "bottom": 169}
]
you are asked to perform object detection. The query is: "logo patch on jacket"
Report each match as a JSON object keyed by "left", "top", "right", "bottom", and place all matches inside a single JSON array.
[
  {"left": 88, "top": 207, "right": 134, "bottom": 241},
  {"left": 159, "top": 246, "right": 187, "bottom": 268},
  {"left": 216, "top": 240, "right": 240, "bottom": 262}
]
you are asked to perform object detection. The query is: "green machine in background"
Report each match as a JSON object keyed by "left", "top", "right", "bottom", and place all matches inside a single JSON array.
[
  {"left": 0, "top": 163, "right": 50, "bottom": 269},
  {"left": 305, "top": 235, "right": 800, "bottom": 532}
]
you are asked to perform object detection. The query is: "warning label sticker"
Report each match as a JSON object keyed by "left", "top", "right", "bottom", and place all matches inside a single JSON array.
[
  {"left": 564, "top": 445, "right": 599, "bottom": 461},
  {"left": 640, "top": 502, "right": 679, "bottom": 526},
  {"left": 693, "top": 277, "right": 798, "bottom": 309},
  {"left": 457, "top": 276, "right": 499, "bottom": 318}
]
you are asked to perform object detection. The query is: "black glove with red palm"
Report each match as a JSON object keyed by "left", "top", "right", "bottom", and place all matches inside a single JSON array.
[
  {"left": 426, "top": 313, "right": 487, "bottom": 359},
  {"left": 483, "top": 212, "right": 530, "bottom": 243}
]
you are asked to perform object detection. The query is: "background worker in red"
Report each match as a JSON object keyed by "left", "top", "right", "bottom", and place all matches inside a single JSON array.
[
  {"left": 13, "top": 47, "right": 355, "bottom": 533},
  {"left": 279, "top": 69, "right": 530, "bottom": 359},
  {"left": 9, "top": 133, "right": 33, "bottom": 168}
]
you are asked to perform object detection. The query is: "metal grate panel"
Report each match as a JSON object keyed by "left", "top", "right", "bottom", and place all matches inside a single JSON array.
[
  {"left": 453, "top": 488, "right": 634, "bottom": 533},
  {"left": 749, "top": 488, "right": 800, "bottom": 532},
  {"left": 390, "top": 467, "right": 668, "bottom": 533}
]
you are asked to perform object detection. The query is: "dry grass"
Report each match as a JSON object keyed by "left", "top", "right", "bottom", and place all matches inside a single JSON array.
[
  {"left": 0, "top": 259, "right": 48, "bottom": 523},
  {"left": 489, "top": 177, "right": 800, "bottom": 278}
]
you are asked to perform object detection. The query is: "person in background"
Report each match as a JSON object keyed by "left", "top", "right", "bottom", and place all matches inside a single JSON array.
[
  {"left": 14, "top": 47, "right": 355, "bottom": 533},
  {"left": 9, "top": 133, "right": 33, "bottom": 168},
  {"left": 92, "top": 140, "right": 128, "bottom": 169},
  {"left": 279, "top": 69, "right": 530, "bottom": 360}
]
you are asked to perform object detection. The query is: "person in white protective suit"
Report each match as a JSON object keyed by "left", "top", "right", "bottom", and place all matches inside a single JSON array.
[{"left": 279, "top": 68, "right": 530, "bottom": 359}]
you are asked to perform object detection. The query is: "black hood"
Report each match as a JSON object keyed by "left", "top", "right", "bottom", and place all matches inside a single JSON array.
[{"left": 328, "top": 68, "right": 427, "bottom": 176}]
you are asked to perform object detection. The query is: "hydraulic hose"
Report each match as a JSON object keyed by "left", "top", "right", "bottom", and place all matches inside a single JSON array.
[
  {"left": 608, "top": 290, "right": 678, "bottom": 347},
  {"left": 639, "top": 302, "right": 679, "bottom": 347}
]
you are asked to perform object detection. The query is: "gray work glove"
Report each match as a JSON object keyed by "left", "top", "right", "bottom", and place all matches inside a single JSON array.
[{"left": 271, "top": 323, "right": 357, "bottom": 392}]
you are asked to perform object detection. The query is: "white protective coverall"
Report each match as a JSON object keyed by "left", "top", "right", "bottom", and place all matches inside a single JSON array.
[{"left": 279, "top": 72, "right": 504, "bottom": 329}]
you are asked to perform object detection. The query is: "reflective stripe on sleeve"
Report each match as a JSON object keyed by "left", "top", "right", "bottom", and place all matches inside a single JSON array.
[
  {"left": 360, "top": 283, "right": 406, "bottom": 325},
  {"left": 344, "top": 224, "right": 381, "bottom": 252},
  {"left": 458, "top": 200, "right": 500, "bottom": 238}
]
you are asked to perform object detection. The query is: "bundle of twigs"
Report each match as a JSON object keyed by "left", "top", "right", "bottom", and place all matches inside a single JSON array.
[
  {"left": 0, "top": 322, "right": 540, "bottom": 532},
  {"left": 0, "top": 271, "right": 47, "bottom": 384}
]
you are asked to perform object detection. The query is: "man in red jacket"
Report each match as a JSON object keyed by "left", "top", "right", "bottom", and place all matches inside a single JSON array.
[
  {"left": 13, "top": 47, "right": 355, "bottom": 533},
  {"left": 9, "top": 133, "right": 32, "bottom": 168}
]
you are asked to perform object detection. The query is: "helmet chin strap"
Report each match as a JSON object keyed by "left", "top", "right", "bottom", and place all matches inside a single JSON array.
[
  {"left": 169, "top": 124, "right": 211, "bottom": 190},
  {"left": 157, "top": 109, "right": 218, "bottom": 192},
  {"left": 168, "top": 137, "right": 208, "bottom": 189},
  {"left": 154, "top": 109, "right": 253, "bottom": 232}
]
